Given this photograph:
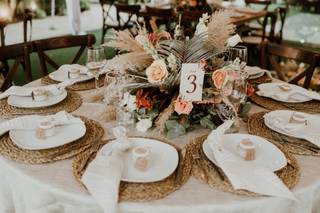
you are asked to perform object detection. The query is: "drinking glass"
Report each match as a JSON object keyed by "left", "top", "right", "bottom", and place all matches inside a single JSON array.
[
  {"left": 86, "top": 46, "right": 105, "bottom": 89},
  {"left": 104, "top": 71, "right": 134, "bottom": 128},
  {"left": 228, "top": 45, "right": 248, "bottom": 66},
  {"left": 221, "top": 71, "right": 248, "bottom": 131}
]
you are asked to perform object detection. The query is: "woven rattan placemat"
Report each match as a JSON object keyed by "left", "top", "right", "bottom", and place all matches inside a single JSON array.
[
  {"left": 0, "top": 117, "right": 104, "bottom": 164},
  {"left": 0, "top": 92, "right": 82, "bottom": 119},
  {"left": 248, "top": 74, "right": 272, "bottom": 85},
  {"left": 191, "top": 134, "right": 300, "bottom": 196},
  {"left": 41, "top": 76, "right": 104, "bottom": 91},
  {"left": 248, "top": 112, "right": 320, "bottom": 156},
  {"left": 249, "top": 93, "right": 320, "bottom": 114},
  {"left": 73, "top": 136, "right": 193, "bottom": 202}
]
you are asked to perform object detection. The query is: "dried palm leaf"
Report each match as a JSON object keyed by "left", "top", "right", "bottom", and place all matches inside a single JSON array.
[
  {"left": 103, "top": 29, "right": 144, "bottom": 53},
  {"left": 207, "top": 10, "right": 235, "bottom": 49},
  {"left": 104, "top": 52, "right": 153, "bottom": 72}
]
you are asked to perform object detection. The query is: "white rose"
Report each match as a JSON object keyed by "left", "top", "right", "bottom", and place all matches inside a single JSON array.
[
  {"left": 145, "top": 59, "right": 168, "bottom": 83},
  {"left": 136, "top": 119, "right": 153, "bottom": 132},
  {"left": 121, "top": 92, "right": 137, "bottom": 111}
]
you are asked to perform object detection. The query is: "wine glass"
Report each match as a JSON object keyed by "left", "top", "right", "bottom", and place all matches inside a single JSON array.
[
  {"left": 228, "top": 45, "right": 248, "bottom": 67},
  {"left": 221, "top": 71, "right": 248, "bottom": 131},
  {"left": 86, "top": 46, "right": 105, "bottom": 89}
]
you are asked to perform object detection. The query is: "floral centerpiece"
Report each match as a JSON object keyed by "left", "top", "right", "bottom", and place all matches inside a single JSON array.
[{"left": 103, "top": 11, "right": 252, "bottom": 138}]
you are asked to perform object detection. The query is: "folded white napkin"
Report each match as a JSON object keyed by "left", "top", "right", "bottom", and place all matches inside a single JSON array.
[
  {"left": 0, "top": 111, "right": 83, "bottom": 137},
  {"left": 264, "top": 113, "right": 320, "bottom": 147},
  {"left": 0, "top": 80, "right": 75, "bottom": 100},
  {"left": 257, "top": 84, "right": 320, "bottom": 102},
  {"left": 244, "top": 66, "right": 272, "bottom": 79},
  {"left": 82, "top": 127, "right": 132, "bottom": 213},
  {"left": 206, "top": 121, "right": 296, "bottom": 200},
  {"left": 59, "top": 64, "right": 90, "bottom": 75}
]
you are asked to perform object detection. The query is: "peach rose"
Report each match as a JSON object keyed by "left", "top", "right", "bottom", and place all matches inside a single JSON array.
[
  {"left": 174, "top": 97, "right": 193, "bottom": 115},
  {"left": 212, "top": 69, "right": 227, "bottom": 89},
  {"left": 146, "top": 60, "right": 168, "bottom": 83}
]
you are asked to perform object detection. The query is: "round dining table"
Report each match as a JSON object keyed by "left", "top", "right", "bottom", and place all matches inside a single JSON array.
[{"left": 0, "top": 79, "right": 320, "bottom": 213}]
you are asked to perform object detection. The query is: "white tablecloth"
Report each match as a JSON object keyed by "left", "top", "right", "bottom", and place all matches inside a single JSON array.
[{"left": 0, "top": 80, "right": 320, "bottom": 213}]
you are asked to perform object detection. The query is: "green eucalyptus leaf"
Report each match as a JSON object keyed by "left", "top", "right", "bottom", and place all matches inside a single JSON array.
[
  {"left": 239, "top": 102, "right": 252, "bottom": 117},
  {"left": 166, "top": 124, "right": 186, "bottom": 139},
  {"left": 200, "top": 115, "right": 217, "bottom": 130},
  {"left": 165, "top": 120, "right": 180, "bottom": 130}
]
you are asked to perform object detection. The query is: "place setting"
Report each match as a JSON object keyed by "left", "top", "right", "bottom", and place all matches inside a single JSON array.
[
  {"left": 41, "top": 46, "right": 106, "bottom": 91},
  {"left": 73, "top": 126, "right": 193, "bottom": 211},
  {"left": 0, "top": 81, "right": 83, "bottom": 118},
  {"left": 191, "top": 120, "right": 300, "bottom": 198},
  {"left": 250, "top": 82, "right": 320, "bottom": 114},
  {"left": 248, "top": 110, "right": 320, "bottom": 156},
  {"left": 245, "top": 66, "right": 273, "bottom": 85},
  {"left": 0, "top": 111, "right": 104, "bottom": 164}
]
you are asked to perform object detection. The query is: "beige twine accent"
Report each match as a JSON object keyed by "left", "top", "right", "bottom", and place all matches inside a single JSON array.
[
  {"left": 249, "top": 93, "right": 320, "bottom": 114},
  {"left": 41, "top": 75, "right": 104, "bottom": 91},
  {"left": 0, "top": 117, "right": 104, "bottom": 164},
  {"left": 73, "top": 136, "right": 193, "bottom": 201},
  {"left": 191, "top": 134, "right": 300, "bottom": 196},
  {"left": 248, "top": 112, "right": 320, "bottom": 156},
  {"left": 0, "top": 92, "right": 82, "bottom": 119}
]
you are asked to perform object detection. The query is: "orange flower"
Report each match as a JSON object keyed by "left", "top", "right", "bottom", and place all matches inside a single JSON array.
[
  {"left": 136, "top": 89, "right": 153, "bottom": 110},
  {"left": 174, "top": 97, "right": 193, "bottom": 115},
  {"left": 246, "top": 84, "right": 255, "bottom": 97},
  {"left": 212, "top": 69, "right": 227, "bottom": 89}
]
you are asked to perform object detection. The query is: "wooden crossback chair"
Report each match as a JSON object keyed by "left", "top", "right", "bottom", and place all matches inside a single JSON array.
[
  {"left": 0, "top": 42, "right": 32, "bottom": 91},
  {"left": 245, "top": 0, "right": 272, "bottom": 11},
  {"left": 33, "top": 34, "right": 96, "bottom": 76},
  {"left": 145, "top": 6, "right": 175, "bottom": 32},
  {"left": 260, "top": 42, "right": 320, "bottom": 89},
  {"left": 115, "top": 3, "right": 141, "bottom": 34},
  {"left": 100, "top": 0, "right": 118, "bottom": 43},
  {"left": 242, "top": 10, "right": 277, "bottom": 45}
]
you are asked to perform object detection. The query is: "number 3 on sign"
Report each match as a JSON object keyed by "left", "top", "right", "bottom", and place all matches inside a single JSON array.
[{"left": 179, "top": 63, "right": 204, "bottom": 101}]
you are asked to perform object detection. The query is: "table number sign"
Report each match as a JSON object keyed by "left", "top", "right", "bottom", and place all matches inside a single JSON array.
[{"left": 179, "top": 63, "right": 205, "bottom": 101}]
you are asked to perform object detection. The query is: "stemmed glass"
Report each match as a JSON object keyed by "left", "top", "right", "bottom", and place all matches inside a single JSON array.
[
  {"left": 221, "top": 71, "right": 248, "bottom": 131},
  {"left": 86, "top": 46, "right": 105, "bottom": 89}
]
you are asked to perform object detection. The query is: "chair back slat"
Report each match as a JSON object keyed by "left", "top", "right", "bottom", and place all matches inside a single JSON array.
[
  {"left": 0, "top": 43, "right": 32, "bottom": 91},
  {"left": 261, "top": 42, "right": 320, "bottom": 89},
  {"left": 34, "top": 34, "right": 96, "bottom": 76},
  {"left": 115, "top": 3, "right": 141, "bottom": 30}
]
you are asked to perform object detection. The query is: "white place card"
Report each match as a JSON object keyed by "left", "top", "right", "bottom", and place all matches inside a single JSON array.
[{"left": 179, "top": 63, "right": 205, "bottom": 101}]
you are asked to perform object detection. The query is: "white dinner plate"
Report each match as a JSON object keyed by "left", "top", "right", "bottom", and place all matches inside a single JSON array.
[
  {"left": 258, "top": 83, "right": 311, "bottom": 103},
  {"left": 49, "top": 69, "right": 93, "bottom": 83},
  {"left": 203, "top": 134, "right": 287, "bottom": 171},
  {"left": 7, "top": 89, "right": 68, "bottom": 108},
  {"left": 9, "top": 122, "right": 86, "bottom": 150},
  {"left": 103, "top": 137, "right": 179, "bottom": 183},
  {"left": 264, "top": 110, "right": 320, "bottom": 145}
]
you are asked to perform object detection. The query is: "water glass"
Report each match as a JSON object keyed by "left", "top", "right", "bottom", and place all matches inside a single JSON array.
[
  {"left": 228, "top": 45, "right": 248, "bottom": 65},
  {"left": 87, "top": 46, "right": 105, "bottom": 89}
]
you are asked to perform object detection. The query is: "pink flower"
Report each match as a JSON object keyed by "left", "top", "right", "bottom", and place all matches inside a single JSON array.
[
  {"left": 146, "top": 60, "right": 168, "bottom": 83},
  {"left": 212, "top": 69, "right": 227, "bottom": 89},
  {"left": 200, "top": 59, "right": 207, "bottom": 68},
  {"left": 174, "top": 97, "right": 193, "bottom": 115}
]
